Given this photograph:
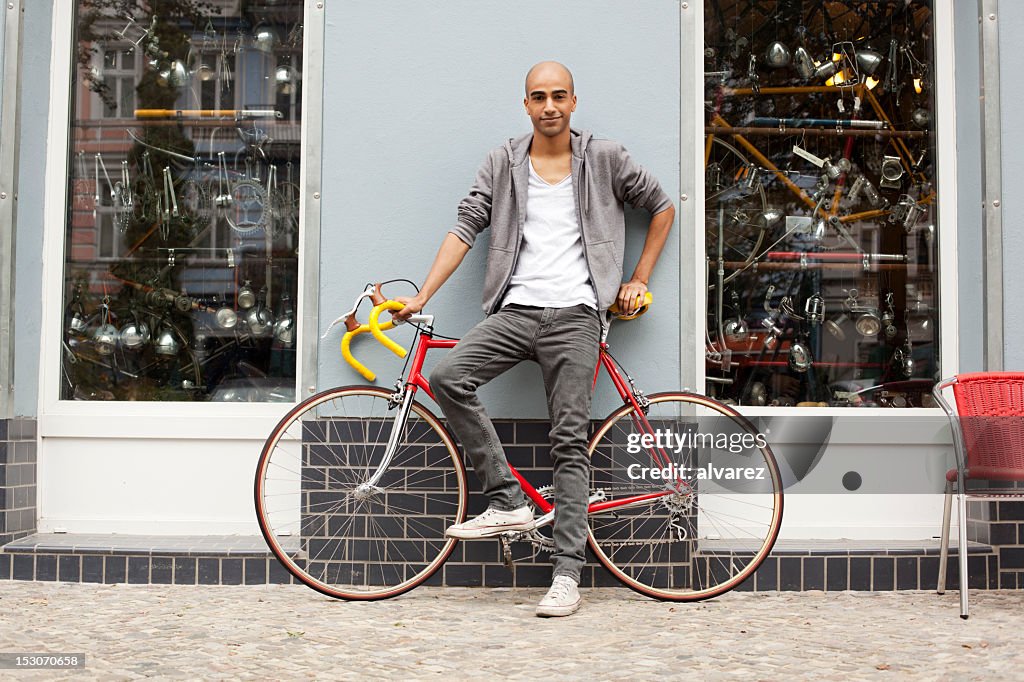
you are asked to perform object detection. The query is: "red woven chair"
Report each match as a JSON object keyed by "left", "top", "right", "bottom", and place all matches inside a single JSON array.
[{"left": 933, "top": 372, "right": 1024, "bottom": 619}]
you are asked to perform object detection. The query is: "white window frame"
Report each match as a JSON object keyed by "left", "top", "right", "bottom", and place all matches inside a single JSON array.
[{"left": 39, "top": 1, "right": 322, "bottom": 440}]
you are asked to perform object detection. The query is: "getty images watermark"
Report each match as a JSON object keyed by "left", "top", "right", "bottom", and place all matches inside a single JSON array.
[{"left": 625, "top": 428, "right": 769, "bottom": 482}]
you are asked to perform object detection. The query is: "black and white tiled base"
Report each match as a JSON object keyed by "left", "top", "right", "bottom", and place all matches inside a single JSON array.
[
  {"left": 0, "top": 534, "right": 299, "bottom": 585},
  {"left": 2, "top": 419, "right": 1023, "bottom": 590},
  {"left": 0, "top": 533, "right": 1004, "bottom": 590},
  {"left": 0, "top": 418, "right": 37, "bottom": 547}
]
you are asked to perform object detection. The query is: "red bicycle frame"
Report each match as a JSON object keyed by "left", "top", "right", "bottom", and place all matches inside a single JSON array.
[{"left": 400, "top": 331, "right": 680, "bottom": 517}]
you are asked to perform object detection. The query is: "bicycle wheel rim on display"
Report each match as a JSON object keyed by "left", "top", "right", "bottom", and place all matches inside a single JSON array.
[
  {"left": 706, "top": 137, "right": 769, "bottom": 285},
  {"left": 587, "top": 392, "right": 783, "bottom": 601},
  {"left": 255, "top": 385, "right": 468, "bottom": 600}
]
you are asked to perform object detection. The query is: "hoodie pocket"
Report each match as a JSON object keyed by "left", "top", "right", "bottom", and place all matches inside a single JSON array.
[{"left": 588, "top": 239, "right": 622, "bottom": 279}]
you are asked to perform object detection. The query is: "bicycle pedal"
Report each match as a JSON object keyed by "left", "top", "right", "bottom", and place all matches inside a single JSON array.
[{"left": 499, "top": 534, "right": 514, "bottom": 570}]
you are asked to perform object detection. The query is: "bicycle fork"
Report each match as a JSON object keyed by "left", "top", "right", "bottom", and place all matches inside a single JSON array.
[{"left": 352, "top": 387, "right": 415, "bottom": 500}]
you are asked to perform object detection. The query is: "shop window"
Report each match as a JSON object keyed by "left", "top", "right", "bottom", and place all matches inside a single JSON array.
[
  {"left": 63, "top": 1, "right": 304, "bottom": 402},
  {"left": 704, "top": 0, "right": 938, "bottom": 408}
]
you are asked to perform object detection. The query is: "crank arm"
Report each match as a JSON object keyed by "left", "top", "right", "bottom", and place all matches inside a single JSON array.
[{"left": 530, "top": 490, "right": 608, "bottom": 529}]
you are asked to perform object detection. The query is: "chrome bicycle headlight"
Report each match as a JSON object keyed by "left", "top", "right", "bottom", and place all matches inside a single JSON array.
[
  {"left": 119, "top": 320, "right": 150, "bottom": 349},
  {"left": 154, "top": 327, "right": 180, "bottom": 356},
  {"left": 788, "top": 341, "right": 812, "bottom": 373},
  {"left": 93, "top": 323, "right": 119, "bottom": 356},
  {"left": 855, "top": 311, "right": 882, "bottom": 337},
  {"left": 215, "top": 306, "right": 238, "bottom": 330}
]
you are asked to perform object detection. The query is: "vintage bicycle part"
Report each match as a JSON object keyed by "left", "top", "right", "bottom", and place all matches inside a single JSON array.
[
  {"left": 879, "top": 155, "right": 905, "bottom": 190},
  {"left": 118, "top": 303, "right": 151, "bottom": 350},
  {"left": 723, "top": 290, "right": 749, "bottom": 344},
  {"left": 178, "top": 160, "right": 213, "bottom": 234},
  {"left": 65, "top": 283, "right": 88, "bottom": 337},
  {"left": 760, "top": 285, "right": 786, "bottom": 350},
  {"left": 273, "top": 293, "right": 296, "bottom": 346},
  {"left": 153, "top": 321, "right": 181, "bottom": 356},
  {"left": 246, "top": 288, "right": 275, "bottom": 338},
  {"left": 804, "top": 293, "right": 825, "bottom": 326},
  {"left": 273, "top": 161, "right": 301, "bottom": 236},
  {"left": 880, "top": 292, "right": 898, "bottom": 339},
  {"left": 706, "top": 137, "right": 770, "bottom": 280},
  {"left": 764, "top": 41, "right": 791, "bottom": 68},
  {"left": 825, "top": 314, "right": 847, "bottom": 341},
  {"left": 895, "top": 312, "right": 916, "bottom": 378},
  {"left": 236, "top": 280, "right": 256, "bottom": 309},
  {"left": 92, "top": 299, "right": 119, "bottom": 357},
  {"left": 788, "top": 339, "right": 813, "bottom": 373},
  {"left": 228, "top": 179, "right": 268, "bottom": 234},
  {"left": 844, "top": 289, "right": 883, "bottom": 338},
  {"left": 215, "top": 151, "right": 268, "bottom": 235},
  {"left": 890, "top": 194, "right": 926, "bottom": 232},
  {"left": 131, "top": 151, "right": 160, "bottom": 226},
  {"left": 94, "top": 153, "right": 133, "bottom": 233}
]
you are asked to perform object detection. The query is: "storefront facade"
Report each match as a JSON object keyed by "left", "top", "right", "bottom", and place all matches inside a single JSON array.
[{"left": 1, "top": 0, "right": 1021, "bottom": 591}]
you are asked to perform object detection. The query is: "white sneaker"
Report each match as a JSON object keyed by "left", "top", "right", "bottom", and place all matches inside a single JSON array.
[
  {"left": 444, "top": 505, "right": 534, "bottom": 539},
  {"left": 535, "top": 576, "right": 581, "bottom": 617}
]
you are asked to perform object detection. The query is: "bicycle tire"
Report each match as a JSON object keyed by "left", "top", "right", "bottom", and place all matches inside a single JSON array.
[
  {"left": 587, "top": 391, "right": 783, "bottom": 601},
  {"left": 255, "top": 385, "right": 468, "bottom": 600},
  {"left": 706, "top": 137, "right": 769, "bottom": 283}
]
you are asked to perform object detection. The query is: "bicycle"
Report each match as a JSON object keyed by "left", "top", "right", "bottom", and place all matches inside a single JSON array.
[{"left": 255, "top": 282, "right": 783, "bottom": 601}]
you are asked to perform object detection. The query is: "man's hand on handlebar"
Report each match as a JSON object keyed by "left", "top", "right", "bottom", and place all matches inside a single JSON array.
[
  {"left": 616, "top": 279, "right": 649, "bottom": 316},
  {"left": 392, "top": 295, "right": 426, "bottom": 322}
]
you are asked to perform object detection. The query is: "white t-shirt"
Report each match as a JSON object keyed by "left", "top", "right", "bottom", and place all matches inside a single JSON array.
[{"left": 501, "top": 161, "right": 597, "bottom": 309}]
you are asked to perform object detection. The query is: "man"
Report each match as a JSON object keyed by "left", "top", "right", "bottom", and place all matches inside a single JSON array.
[{"left": 394, "top": 61, "right": 674, "bottom": 617}]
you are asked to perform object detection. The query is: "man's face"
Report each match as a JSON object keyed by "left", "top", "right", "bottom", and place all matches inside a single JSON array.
[{"left": 524, "top": 67, "right": 576, "bottom": 138}]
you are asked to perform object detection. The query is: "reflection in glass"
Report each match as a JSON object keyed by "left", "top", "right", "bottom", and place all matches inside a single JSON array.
[
  {"left": 63, "top": 1, "right": 304, "bottom": 402},
  {"left": 704, "top": 0, "right": 938, "bottom": 408}
]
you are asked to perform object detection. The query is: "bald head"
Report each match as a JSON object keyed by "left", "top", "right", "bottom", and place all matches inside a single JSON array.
[{"left": 524, "top": 61, "right": 574, "bottom": 96}]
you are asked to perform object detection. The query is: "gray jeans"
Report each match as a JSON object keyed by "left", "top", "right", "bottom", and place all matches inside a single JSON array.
[{"left": 431, "top": 303, "right": 601, "bottom": 581}]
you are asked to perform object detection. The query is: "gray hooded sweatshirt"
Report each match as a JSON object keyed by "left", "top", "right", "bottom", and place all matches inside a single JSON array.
[{"left": 449, "top": 129, "right": 674, "bottom": 314}]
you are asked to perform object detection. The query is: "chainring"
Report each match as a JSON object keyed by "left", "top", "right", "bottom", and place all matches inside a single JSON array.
[{"left": 520, "top": 485, "right": 556, "bottom": 553}]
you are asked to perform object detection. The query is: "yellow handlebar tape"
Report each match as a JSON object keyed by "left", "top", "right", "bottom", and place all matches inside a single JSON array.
[
  {"left": 339, "top": 301, "right": 405, "bottom": 382},
  {"left": 369, "top": 301, "right": 408, "bottom": 358},
  {"left": 341, "top": 325, "right": 376, "bottom": 381},
  {"left": 608, "top": 291, "right": 653, "bottom": 320}
]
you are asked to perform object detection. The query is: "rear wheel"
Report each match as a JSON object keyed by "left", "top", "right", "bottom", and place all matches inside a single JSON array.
[
  {"left": 587, "top": 392, "right": 782, "bottom": 600},
  {"left": 255, "top": 385, "right": 468, "bottom": 600}
]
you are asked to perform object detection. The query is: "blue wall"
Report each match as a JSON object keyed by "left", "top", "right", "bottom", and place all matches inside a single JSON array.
[
  {"left": 999, "top": 2, "right": 1024, "bottom": 369},
  {"left": 12, "top": 0, "right": 50, "bottom": 416},
  {"left": 316, "top": 0, "right": 682, "bottom": 417},
  {"left": 954, "top": 0, "right": 983, "bottom": 373}
]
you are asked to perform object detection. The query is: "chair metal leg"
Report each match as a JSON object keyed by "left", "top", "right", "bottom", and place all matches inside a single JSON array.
[
  {"left": 937, "top": 480, "right": 953, "bottom": 594},
  {"left": 957, "top": 490, "right": 970, "bottom": 619}
]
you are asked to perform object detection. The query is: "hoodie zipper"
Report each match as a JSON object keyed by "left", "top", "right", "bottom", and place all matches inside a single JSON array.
[
  {"left": 490, "top": 143, "right": 523, "bottom": 314},
  {"left": 575, "top": 146, "right": 602, "bottom": 309}
]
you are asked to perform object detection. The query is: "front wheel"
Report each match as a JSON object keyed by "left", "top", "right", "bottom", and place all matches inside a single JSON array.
[
  {"left": 255, "top": 385, "right": 468, "bottom": 600},
  {"left": 587, "top": 392, "right": 783, "bottom": 600}
]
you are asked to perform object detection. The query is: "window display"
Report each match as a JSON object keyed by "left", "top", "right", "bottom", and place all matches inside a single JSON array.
[
  {"left": 704, "top": 0, "right": 938, "bottom": 408},
  {"left": 63, "top": 0, "right": 303, "bottom": 402}
]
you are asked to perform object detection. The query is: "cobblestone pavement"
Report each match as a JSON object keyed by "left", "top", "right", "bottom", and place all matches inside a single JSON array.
[{"left": 1, "top": 582, "right": 1023, "bottom": 680}]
